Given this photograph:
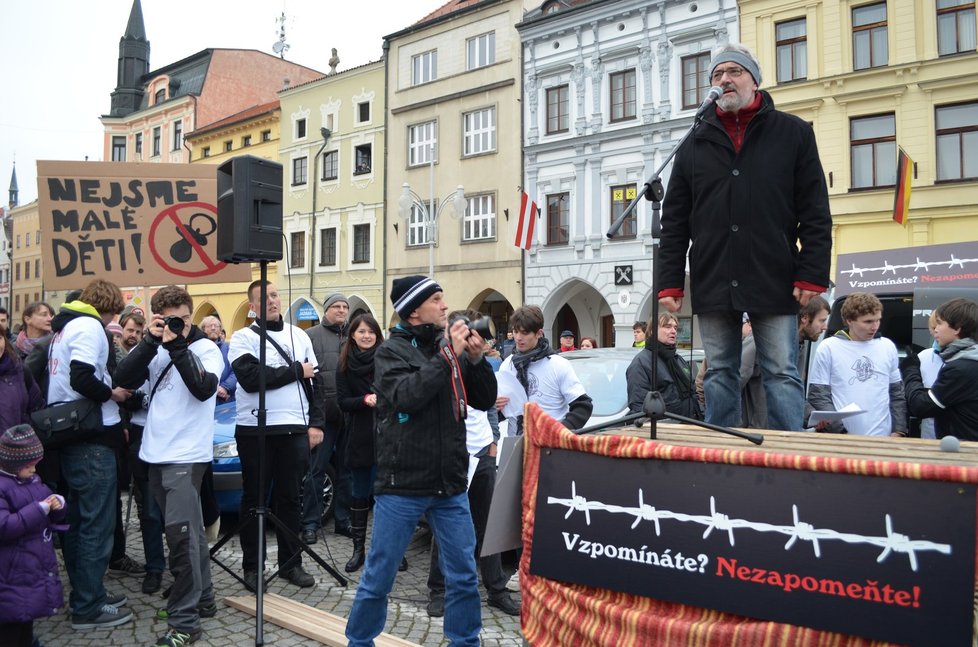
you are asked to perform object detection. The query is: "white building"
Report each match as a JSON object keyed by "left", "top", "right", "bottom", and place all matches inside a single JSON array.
[{"left": 518, "top": 0, "right": 737, "bottom": 347}]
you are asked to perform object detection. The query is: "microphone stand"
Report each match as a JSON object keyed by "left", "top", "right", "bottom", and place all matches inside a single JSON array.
[{"left": 606, "top": 94, "right": 762, "bottom": 446}]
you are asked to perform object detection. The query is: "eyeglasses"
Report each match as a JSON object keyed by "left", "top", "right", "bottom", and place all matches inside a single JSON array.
[{"left": 711, "top": 66, "right": 745, "bottom": 83}]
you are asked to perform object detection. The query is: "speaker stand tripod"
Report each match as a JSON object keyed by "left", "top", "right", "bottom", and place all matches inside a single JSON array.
[{"left": 208, "top": 261, "right": 346, "bottom": 646}]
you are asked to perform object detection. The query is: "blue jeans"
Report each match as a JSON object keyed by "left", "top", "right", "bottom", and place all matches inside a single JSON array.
[
  {"left": 60, "top": 443, "right": 117, "bottom": 618},
  {"left": 350, "top": 465, "right": 376, "bottom": 500},
  {"left": 699, "top": 311, "right": 804, "bottom": 431},
  {"left": 346, "top": 493, "right": 480, "bottom": 647}
]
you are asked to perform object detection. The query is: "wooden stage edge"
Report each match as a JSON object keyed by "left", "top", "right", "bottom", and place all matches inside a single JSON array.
[
  {"left": 605, "top": 422, "right": 978, "bottom": 468},
  {"left": 224, "top": 593, "right": 421, "bottom": 647}
]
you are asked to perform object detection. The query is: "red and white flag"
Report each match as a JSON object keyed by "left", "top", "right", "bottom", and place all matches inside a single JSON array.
[{"left": 514, "top": 191, "right": 537, "bottom": 251}]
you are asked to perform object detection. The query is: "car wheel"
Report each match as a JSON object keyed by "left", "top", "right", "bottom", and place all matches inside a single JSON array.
[{"left": 320, "top": 462, "right": 336, "bottom": 525}]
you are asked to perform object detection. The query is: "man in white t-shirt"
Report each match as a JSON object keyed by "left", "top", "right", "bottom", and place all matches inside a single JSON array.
[
  {"left": 496, "top": 305, "right": 593, "bottom": 432},
  {"left": 115, "top": 285, "right": 223, "bottom": 646},
  {"left": 228, "top": 280, "right": 323, "bottom": 593},
  {"left": 808, "top": 292, "right": 907, "bottom": 437}
]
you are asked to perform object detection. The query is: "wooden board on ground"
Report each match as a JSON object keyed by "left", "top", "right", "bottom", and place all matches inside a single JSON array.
[
  {"left": 224, "top": 593, "right": 421, "bottom": 647},
  {"left": 608, "top": 422, "right": 978, "bottom": 467}
]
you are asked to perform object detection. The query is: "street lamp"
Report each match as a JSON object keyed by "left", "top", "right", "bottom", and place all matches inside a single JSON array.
[{"left": 398, "top": 180, "right": 466, "bottom": 277}]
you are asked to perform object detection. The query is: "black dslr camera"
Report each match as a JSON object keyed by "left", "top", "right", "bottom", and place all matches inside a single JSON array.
[
  {"left": 449, "top": 313, "right": 495, "bottom": 341},
  {"left": 163, "top": 315, "right": 185, "bottom": 334}
]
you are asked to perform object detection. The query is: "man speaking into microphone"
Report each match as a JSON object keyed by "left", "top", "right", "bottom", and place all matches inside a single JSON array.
[{"left": 657, "top": 43, "right": 832, "bottom": 431}]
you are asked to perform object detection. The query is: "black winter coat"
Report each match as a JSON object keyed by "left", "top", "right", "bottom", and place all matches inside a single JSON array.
[
  {"left": 372, "top": 323, "right": 496, "bottom": 496},
  {"left": 625, "top": 346, "right": 701, "bottom": 420},
  {"left": 659, "top": 91, "right": 832, "bottom": 315},
  {"left": 337, "top": 364, "right": 376, "bottom": 469}
]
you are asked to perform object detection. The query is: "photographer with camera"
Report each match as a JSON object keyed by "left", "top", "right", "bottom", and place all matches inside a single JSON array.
[
  {"left": 346, "top": 276, "right": 497, "bottom": 647},
  {"left": 425, "top": 309, "right": 520, "bottom": 618},
  {"left": 228, "top": 280, "right": 322, "bottom": 592},
  {"left": 115, "top": 286, "right": 223, "bottom": 647}
]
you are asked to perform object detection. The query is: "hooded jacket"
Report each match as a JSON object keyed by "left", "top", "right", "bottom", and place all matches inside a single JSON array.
[
  {"left": 46, "top": 300, "right": 122, "bottom": 446},
  {"left": 372, "top": 323, "right": 496, "bottom": 496},
  {"left": 903, "top": 338, "right": 978, "bottom": 441},
  {"left": 659, "top": 90, "right": 832, "bottom": 315},
  {"left": 0, "top": 471, "right": 66, "bottom": 622}
]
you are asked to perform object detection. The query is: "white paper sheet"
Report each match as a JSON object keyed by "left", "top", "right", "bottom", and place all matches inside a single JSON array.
[
  {"left": 808, "top": 402, "right": 865, "bottom": 425},
  {"left": 496, "top": 370, "right": 527, "bottom": 420}
]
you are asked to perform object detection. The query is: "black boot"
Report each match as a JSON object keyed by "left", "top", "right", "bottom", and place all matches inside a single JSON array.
[{"left": 345, "top": 499, "right": 369, "bottom": 573}]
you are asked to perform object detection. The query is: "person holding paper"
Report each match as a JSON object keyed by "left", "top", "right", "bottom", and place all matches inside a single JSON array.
[
  {"left": 496, "top": 305, "right": 593, "bottom": 434},
  {"left": 807, "top": 293, "right": 907, "bottom": 436},
  {"left": 901, "top": 298, "right": 978, "bottom": 441}
]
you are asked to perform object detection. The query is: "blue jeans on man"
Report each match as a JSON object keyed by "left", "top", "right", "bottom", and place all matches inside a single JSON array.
[
  {"left": 60, "top": 442, "right": 117, "bottom": 619},
  {"left": 346, "top": 492, "right": 481, "bottom": 646},
  {"left": 698, "top": 311, "right": 804, "bottom": 431}
]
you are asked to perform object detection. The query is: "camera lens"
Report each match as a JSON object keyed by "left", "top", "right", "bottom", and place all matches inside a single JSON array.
[{"left": 164, "top": 316, "right": 185, "bottom": 333}]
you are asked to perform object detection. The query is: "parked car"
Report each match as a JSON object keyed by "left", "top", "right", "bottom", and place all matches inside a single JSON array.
[
  {"left": 561, "top": 346, "right": 705, "bottom": 429},
  {"left": 211, "top": 400, "right": 336, "bottom": 524}
]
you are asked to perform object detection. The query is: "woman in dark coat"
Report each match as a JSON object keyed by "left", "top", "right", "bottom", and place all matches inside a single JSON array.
[
  {"left": 335, "top": 314, "right": 383, "bottom": 573},
  {"left": 0, "top": 327, "right": 45, "bottom": 432}
]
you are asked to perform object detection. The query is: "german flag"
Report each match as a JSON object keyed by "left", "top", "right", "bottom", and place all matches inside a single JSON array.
[{"left": 893, "top": 147, "right": 913, "bottom": 226}]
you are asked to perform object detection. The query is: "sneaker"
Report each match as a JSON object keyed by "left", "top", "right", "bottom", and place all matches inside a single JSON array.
[
  {"left": 143, "top": 571, "right": 163, "bottom": 594},
  {"left": 505, "top": 570, "right": 520, "bottom": 592},
  {"left": 243, "top": 570, "right": 267, "bottom": 593},
  {"left": 157, "top": 602, "right": 217, "bottom": 621},
  {"left": 105, "top": 591, "right": 128, "bottom": 608},
  {"left": 487, "top": 592, "right": 521, "bottom": 616},
  {"left": 154, "top": 627, "right": 201, "bottom": 646},
  {"left": 197, "top": 600, "right": 218, "bottom": 618},
  {"left": 283, "top": 566, "right": 315, "bottom": 588},
  {"left": 300, "top": 528, "right": 318, "bottom": 545},
  {"left": 109, "top": 554, "right": 146, "bottom": 575},
  {"left": 426, "top": 596, "right": 445, "bottom": 618},
  {"left": 70, "top": 603, "right": 133, "bottom": 630}
]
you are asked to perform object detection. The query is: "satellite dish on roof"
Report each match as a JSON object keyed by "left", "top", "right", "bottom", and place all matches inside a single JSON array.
[{"left": 272, "top": 41, "right": 284, "bottom": 54}]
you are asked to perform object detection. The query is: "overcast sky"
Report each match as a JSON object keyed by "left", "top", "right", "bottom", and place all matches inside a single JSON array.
[{"left": 0, "top": 0, "right": 449, "bottom": 205}]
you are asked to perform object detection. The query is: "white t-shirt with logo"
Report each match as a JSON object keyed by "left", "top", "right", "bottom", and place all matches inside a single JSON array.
[
  {"left": 809, "top": 335, "right": 901, "bottom": 436},
  {"left": 228, "top": 324, "right": 316, "bottom": 428},
  {"left": 498, "top": 353, "right": 587, "bottom": 422},
  {"left": 47, "top": 315, "right": 121, "bottom": 426},
  {"left": 140, "top": 338, "right": 223, "bottom": 464}
]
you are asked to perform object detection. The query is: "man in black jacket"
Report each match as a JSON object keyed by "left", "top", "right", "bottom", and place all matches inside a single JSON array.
[
  {"left": 303, "top": 292, "right": 350, "bottom": 543},
  {"left": 658, "top": 43, "right": 832, "bottom": 432},
  {"left": 902, "top": 298, "right": 978, "bottom": 441},
  {"left": 346, "top": 276, "right": 496, "bottom": 647}
]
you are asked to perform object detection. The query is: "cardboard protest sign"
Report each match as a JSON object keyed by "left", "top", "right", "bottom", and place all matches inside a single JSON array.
[{"left": 37, "top": 161, "right": 251, "bottom": 290}]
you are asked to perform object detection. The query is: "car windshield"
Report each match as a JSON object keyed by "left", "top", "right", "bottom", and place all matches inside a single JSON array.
[{"left": 566, "top": 353, "right": 634, "bottom": 417}]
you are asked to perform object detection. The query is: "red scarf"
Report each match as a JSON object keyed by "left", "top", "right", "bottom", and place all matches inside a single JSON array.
[{"left": 716, "top": 92, "right": 762, "bottom": 153}]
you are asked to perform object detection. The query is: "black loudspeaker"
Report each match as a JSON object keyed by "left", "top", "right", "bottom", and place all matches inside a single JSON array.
[{"left": 216, "top": 155, "right": 283, "bottom": 263}]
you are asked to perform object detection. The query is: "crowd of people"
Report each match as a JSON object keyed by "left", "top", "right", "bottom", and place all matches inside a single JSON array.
[{"left": 2, "top": 41, "right": 977, "bottom": 647}]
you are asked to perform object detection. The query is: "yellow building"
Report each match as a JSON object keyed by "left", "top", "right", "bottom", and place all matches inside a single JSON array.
[
  {"left": 184, "top": 101, "right": 284, "bottom": 332},
  {"left": 738, "top": 0, "right": 978, "bottom": 279},
  {"left": 383, "top": 0, "right": 525, "bottom": 329},
  {"left": 10, "top": 201, "right": 43, "bottom": 324},
  {"left": 278, "top": 61, "right": 386, "bottom": 325}
]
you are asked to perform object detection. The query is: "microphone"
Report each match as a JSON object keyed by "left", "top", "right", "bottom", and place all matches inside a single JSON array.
[{"left": 695, "top": 86, "right": 723, "bottom": 117}]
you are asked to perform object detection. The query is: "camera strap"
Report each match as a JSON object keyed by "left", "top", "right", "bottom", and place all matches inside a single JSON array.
[{"left": 149, "top": 360, "right": 174, "bottom": 406}]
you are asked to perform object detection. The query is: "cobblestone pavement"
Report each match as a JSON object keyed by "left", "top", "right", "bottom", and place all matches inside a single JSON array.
[{"left": 34, "top": 509, "right": 524, "bottom": 646}]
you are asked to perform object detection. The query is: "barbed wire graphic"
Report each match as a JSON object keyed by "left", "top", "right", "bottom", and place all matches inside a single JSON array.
[
  {"left": 546, "top": 481, "right": 952, "bottom": 572},
  {"left": 839, "top": 254, "right": 978, "bottom": 278}
]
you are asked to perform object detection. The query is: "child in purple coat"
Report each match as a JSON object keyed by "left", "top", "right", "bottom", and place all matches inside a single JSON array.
[{"left": 0, "top": 425, "right": 66, "bottom": 647}]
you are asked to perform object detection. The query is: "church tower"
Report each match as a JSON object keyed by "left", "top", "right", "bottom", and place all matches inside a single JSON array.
[
  {"left": 109, "top": 0, "right": 150, "bottom": 117},
  {"left": 8, "top": 163, "right": 18, "bottom": 209}
]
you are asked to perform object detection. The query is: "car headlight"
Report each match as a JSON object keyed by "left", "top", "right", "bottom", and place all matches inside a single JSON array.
[{"left": 213, "top": 440, "right": 238, "bottom": 459}]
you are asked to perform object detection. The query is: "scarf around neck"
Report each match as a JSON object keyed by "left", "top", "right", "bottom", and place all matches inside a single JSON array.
[
  {"left": 511, "top": 337, "right": 555, "bottom": 393},
  {"left": 346, "top": 343, "right": 377, "bottom": 378},
  {"left": 654, "top": 343, "right": 694, "bottom": 400}
]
